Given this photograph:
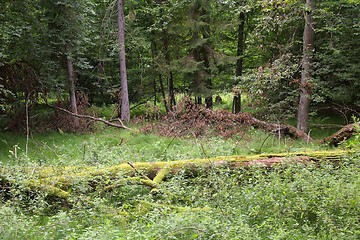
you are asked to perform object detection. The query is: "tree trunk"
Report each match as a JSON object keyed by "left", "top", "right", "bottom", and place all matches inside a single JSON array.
[
  {"left": 159, "top": 74, "right": 169, "bottom": 112},
  {"left": 193, "top": 43, "right": 202, "bottom": 103},
  {"left": 297, "top": 0, "right": 315, "bottom": 133},
  {"left": 66, "top": 49, "right": 79, "bottom": 127},
  {"left": 232, "top": 91, "right": 241, "bottom": 114},
  {"left": 233, "top": 11, "right": 245, "bottom": 114},
  {"left": 202, "top": 13, "right": 212, "bottom": 109},
  {"left": 150, "top": 38, "right": 169, "bottom": 112},
  {"left": 163, "top": 30, "right": 176, "bottom": 111},
  {"left": 117, "top": 0, "right": 130, "bottom": 122}
]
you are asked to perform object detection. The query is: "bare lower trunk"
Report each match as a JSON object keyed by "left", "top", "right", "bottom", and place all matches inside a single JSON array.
[
  {"left": 233, "top": 11, "right": 245, "bottom": 114},
  {"left": 163, "top": 30, "right": 175, "bottom": 111},
  {"left": 117, "top": 0, "right": 130, "bottom": 122},
  {"left": 66, "top": 51, "right": 78, "bottom": 127},
  {"left": 297, "top": 0, "right": 315, "bottom": 133}
]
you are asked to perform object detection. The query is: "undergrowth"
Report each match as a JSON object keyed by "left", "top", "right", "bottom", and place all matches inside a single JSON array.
[
  {"left": 0, "top": 100, "right": 358, "bottom": 239},
  {"left": 0, "top": 156, "right": 359, "bottom": 239}
]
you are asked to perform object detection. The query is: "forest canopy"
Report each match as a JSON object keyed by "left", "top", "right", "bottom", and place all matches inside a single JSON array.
[{"left": 0, "top": 0, "right": 359, "bottom": 130}]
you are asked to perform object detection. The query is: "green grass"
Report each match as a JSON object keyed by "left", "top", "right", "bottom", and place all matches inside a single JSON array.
[
  {"left": 0, "top": 124, "right": 332, "bottom": 166},
  {"left": 0, "top": 104, "right": 358, "bottom": 239},
  {"left": 0, "top": 156, "right": 359, "bottom": 239}
]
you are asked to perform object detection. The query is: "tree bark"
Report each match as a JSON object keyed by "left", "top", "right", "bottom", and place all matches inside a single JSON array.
[
  {"left": 66, "top": 48, "right": 79, "bottom": 127},
  {"left": 162, "top": 30, "right": 176, "bottom": 111},
  {"left": 117, "top": 0, "right": 130, "bottom": 122},
  {"left": 233, "top": 11, "right": 245, "bottom": 114},
  {"left": 297, "top": 0, "right": 315, "bottom": 133}
]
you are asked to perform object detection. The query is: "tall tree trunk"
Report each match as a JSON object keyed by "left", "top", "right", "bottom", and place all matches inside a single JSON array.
[
  {"left": 163, "top": 30, "right": 176, "bottom": 111},
  {"left": 117, "top": 0, "right": 130, "bottom": 122},
  {"left": 203, "top": 14, "right": 212, "bottom": 109},
  {"left": 150, "top": 38, "right": 169, "bottom": 112},
  {"left": 297, "top": 0, "right": 315, "bottom": 133},
  {"left": 192, "top": 34, "right": 202, "bottom": 104},
  {"left": 203, "top": 48, "right": 213, "bottom": 109},
  {"left": 233, "top": 11, "right": 245, "bottom": 114},
  {"left": 66, "top": 49, "right": 78, "bottom": 127},
  {"left": 150, "top": 39, "right": 158, "bottom": 108}
]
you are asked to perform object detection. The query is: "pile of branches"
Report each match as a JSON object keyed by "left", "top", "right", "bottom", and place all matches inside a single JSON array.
[
  {"left": 141, "top": 98, "right": 252, "bottom": 138},
  {"left": 141, "top": 97, "right": 311, "bottom": 141}
]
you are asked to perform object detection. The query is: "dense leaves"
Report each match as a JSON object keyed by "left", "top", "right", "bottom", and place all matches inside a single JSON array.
[{"left": 1, "top": 0, "right": 359, "bottom": 127}]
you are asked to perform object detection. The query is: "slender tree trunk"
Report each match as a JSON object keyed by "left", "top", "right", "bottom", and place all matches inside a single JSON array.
[
  {"left": 150, "top": 38, "right": 169, "bottom": 112},
  {"left": 159, "top": 74, "right": 169, "bottom": 112},
  {"left": 66, "top": 49, "right": 78, "bottom": 127},
  {"left": 117, "top": 0, "right": 130, "bottom": 122},
  {"left": 202, "top": 13, "right": 212, "bottom": 109},
  {"left": 163, "top": 30, "right": 175, "bottom": 111},
  {"left": 233, "top": 11, "right": 245, "bottom": 114},
  {"left": 153, "top": 78, "right": 157, "bottom": 107},
  {"left": 150, "top": 39, "right": 157, "bottom": 107},
  {"left": 192, "top": 36, "right": 202, "bottom": 104},
  {"left": 297, "top": 0, "right": 315, "bottom": 133},
  {"left": 203, "top": 44, "right": 213, "bottom": 109}
]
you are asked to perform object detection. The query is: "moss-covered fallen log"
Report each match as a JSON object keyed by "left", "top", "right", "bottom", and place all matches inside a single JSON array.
[
  {"left": 0, "top": 150, "right": 352, "bottom": 201},
  {"left": 1, "top": 149, "right": 354, "bottom": 203}
]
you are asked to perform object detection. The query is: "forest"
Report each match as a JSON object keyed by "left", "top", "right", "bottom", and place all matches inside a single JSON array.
[{"left": 0, "top": 0, "right": 360, "bottom": 239}]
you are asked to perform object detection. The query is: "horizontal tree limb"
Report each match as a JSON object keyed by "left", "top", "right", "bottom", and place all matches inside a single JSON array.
[{"left": 47, "top": 104, "right": 131, "bottom": 130}]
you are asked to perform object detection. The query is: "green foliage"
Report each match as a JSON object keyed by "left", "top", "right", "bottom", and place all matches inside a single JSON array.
[
  {"left": 314, "top": 0, "right": 360, "bottom": 106},
  {"left": 341, "top": 117, "right": 360, "bottom": 151},
  {"left": 1, "top": 156, "right": 359, "bottom": 239}
]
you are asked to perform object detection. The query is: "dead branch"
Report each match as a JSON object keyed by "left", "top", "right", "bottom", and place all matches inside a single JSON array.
[
  {"left": 48, "top": 104, "right": 131, "bottom": 130},
  {"left": 322, "top": 123, "right": 359, "bottom": 146},
  {"left": 250, "top": 117, "right": 313, "bottom": 142}
]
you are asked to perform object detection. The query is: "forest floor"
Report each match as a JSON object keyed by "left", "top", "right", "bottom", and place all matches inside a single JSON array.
[{"left": 0, "top": 105, "right": 359, "bottom": 239}]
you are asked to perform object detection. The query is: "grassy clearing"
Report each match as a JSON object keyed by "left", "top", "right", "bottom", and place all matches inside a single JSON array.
[{"left": 0, "top": 125, "right": 331, "bottom": 166}]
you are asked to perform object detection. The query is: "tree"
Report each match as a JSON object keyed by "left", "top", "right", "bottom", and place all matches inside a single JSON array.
[
  {"left": 314, "top": 0, "right": 360, "bottom": 110},
  {"left": 186, "top": 0, "right": 213, "bottom": 108},
  {"left": 37, "top": 0, "right": 95, "bottom": 127},
  {"left": 117, "top": 0, "right": 130, "bottom": 122},
  {"left": 66, "top": 48, "right": 79, "bottom": 126},
  {"left": 297, "top": 0, "right": 315, "bottom": 133},
  {"left": 233, "top": 10, "right": 245, "bottom": 114}
]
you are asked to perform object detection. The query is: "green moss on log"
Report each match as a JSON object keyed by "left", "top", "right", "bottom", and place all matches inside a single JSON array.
[{"left": 1, "top": 150, "right": 353, "bottom": 202}]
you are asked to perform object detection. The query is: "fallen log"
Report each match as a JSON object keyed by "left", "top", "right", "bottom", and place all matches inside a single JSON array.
[
  {"left": 322, "top": 123, "right": 359, "bottom": 146},
  {"left": 1, "top": 150, "right": 351, "bottom": 201},
  {"left": 250, "top": 117, "right": 313, "bottom": 142}
]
